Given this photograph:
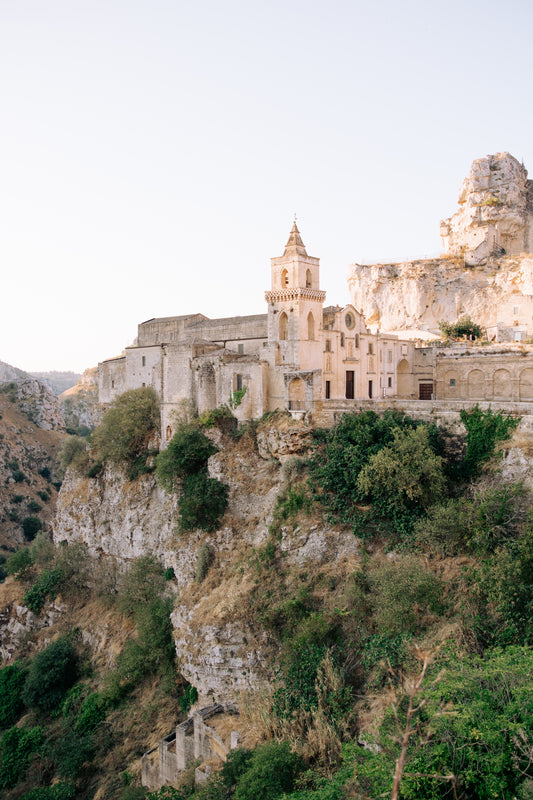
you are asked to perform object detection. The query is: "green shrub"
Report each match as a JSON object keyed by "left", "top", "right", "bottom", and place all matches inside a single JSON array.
[
  {"left": 22, "top": 637, "right": 77, "bottom": 712},
  {"left": 22, "top": 516, "right": 43, "bottom": 541},
  {"left": 195, "top": 542, "right": 213, "bottom": 583},
  {"left": 233, "top": 741, "right": 304, "bottom": 800},
  {"left": 12, "top": 494, "right": 24, "bottom": 503},
  {"left": 179, "top": 473, "right": 228, "bottom": 532},
  {"left": 164, "top": 567, "right": 175, "bottom": 581},
  {"left": 117, "top": 556, "right": 165, "bottom": 616},
  {"left": 439, "top": 315, "right": 482, "bottom": 340},
  {"left": 39, "top": 466, "right": 51, "bottom": 480},
  {"left": 178, "top": 683, "right": 198, "bottom": 715},
  {"left": 12, "top": 468, "right": 26, "bottom": 483},
  {"left": 20, "top": 784, "right": 76, "bottom": 800},
  {"left": 23, "top": 567, "right": 62, "bottom": 612},
  {"left": 0, "top": 663, "right": 27, "bottom": 729},
  {"left": 46, "top": 725, "right": 94, "bottom": 779},
  {"left": 27, "top": 500, "right": 42, "bottom": 513},
  {"left": 6, "top": 548, "right": 34, "bottom": 578},
  {"left": 156, "top": 426, "right": 217, "bottom": 491},
  {"left": 115, "top": 597, "right": 175, "bottom": 687},
  {"left": 221, "top": 747, "right": 253, "bottom": 789},
  {"left": 369, "top": 557, "right": 443, "bottom": 636},
  {"left": 309, "top": 410, "right": 445, "bottom": 537},
  {"left": 92, "top": 387, "right": 159, "bottom": 469},
  {"left": 37, "top": 490, "right": 50, "bottom": 502},
  {"left": 197, "top": 405, "right": 237, "bottom": 433},
  {"left": 0, "top": 725, "right": 43, "bottom": 789},
  {"left": 456, "top": 405, "right": 519, "bottom": 480},
  {"left": 58, "top": 436, "right": 88, "bottom": 475}
]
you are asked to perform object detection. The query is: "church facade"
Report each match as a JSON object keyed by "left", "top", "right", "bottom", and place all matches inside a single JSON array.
[{"left": 98, "top": 223, "right": 416, "bottom": 439}]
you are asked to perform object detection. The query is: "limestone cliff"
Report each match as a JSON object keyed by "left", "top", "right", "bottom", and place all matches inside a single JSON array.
[
  {"left": 347, "top": 253, "right": 533, "bottom": 339},
  {"left": 347, "top": 152, "right": 533, "bottom": 338},
  {"left": 52, "top": 416, "right": 358, "bottom": 704}
]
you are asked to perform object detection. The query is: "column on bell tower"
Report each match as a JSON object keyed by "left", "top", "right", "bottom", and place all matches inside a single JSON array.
[{"left": 265, "top": 222, "right": 326, "bottom": 369}]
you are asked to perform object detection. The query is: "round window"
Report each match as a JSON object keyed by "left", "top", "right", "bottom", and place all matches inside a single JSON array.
[{"left": 345, "top": 312, "right": 355, "bottom": 329}]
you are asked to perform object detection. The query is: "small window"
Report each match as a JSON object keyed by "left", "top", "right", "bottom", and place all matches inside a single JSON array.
[
  {"left": 166, "top": 426, "right": 172, "bottom": 441},
  {"left": 345, "top": 312, "right": 354, "bottom": 329},
  {"left": 142, "top": 356, "right": 146, "bottom": 367},
  {"left": 111, "top": 380, "right": 115, "bottom": 389},
  {"left": 388, "top": 350, "right": 392, "bottom": 363},
  {"left": 281, "top": 268, "right": 289, "bottom": 287},
  {"left": 450, "top": 378, "right": 456, "bottom": 387},
  {"left": 142, "top": 382, "right": 146, "bottom": 388},
  {"left": 368, "top": 342, "right": 373, "bottom": 355},
  {"left": 355, "top": 334, "right": 359, "bottom": 348},
  {"left": 514, "top": 306, "right": 519, "bottom": 316},
  {"left": 388, "top": 376, "right": 392, "bottom": 388},
  {"left": 306, "top": 269, "right": 312, "bottom": 288},
  {"left": 340, "top": 333, "right": 345, "bottom": 347},
  {"left": 325, "top": 380, "right": 331, "bottom": 399},
  {"left": 238, "top": 344, "right": 244, "bottom": 354},
  {"left": 325, "top": 339, "right": 331, "bottom": 352},
  {"left": 236, "top": 374, "right": 243, "bottom": 391}
]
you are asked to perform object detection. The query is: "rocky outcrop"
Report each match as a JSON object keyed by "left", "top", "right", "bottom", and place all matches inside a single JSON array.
[
  {"left": 13, "top": 379, "right": 65, "bottom": 431},
  {"left": 60, "top": 367, "right": 100, "bottom": 432},
  {"left": 347, "top": 253, "right": 533, "bottom": 338},
  {"left": 440, "top": 152, "right": 533, "bottom": 266}
]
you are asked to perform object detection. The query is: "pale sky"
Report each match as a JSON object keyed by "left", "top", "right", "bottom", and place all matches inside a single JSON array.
[{"left": 2, "top": 0, "right": 532, "bottom": 372}]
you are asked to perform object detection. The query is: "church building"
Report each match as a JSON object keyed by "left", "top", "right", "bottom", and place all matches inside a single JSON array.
[{"left": 98, "top": 223, "right": 416, "bottom": 438}]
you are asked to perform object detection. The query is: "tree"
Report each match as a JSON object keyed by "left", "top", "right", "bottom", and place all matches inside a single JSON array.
[
  {"left": 439, "top": 315, "right": 483, "bottom": 340},
  {"left": 92, "top": 387, "right": 159, "bottom": 468},
  {"left": 22, "top": 637, "right": 77, "bottom": 712},
  {"left": 155, "top": 425, "right": 217, "bottom": 491}
]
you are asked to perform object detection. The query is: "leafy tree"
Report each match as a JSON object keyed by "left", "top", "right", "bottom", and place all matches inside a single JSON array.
[
  {"left": 156, "top": 425, "right": 218, "bottom": 490},
  {"left": 439, "top": 314, "right": 483, "bottom": 340},
  {"left": 357, "top": 426, "right": 446, "bottom": 534},
  {"left": 20, "top": 785, "right": 76, "bottom": 800},
  {"left": 22, "top": 637, "right": 77, "bottom": 712},
  {"left": 117, "top": 555, "right": 166, "bottom": 615},
  {"left": 22, "top": 516, "right": 43, "bottom": 541},
  {"left": 6, "top": 548, "right": 34, "bottom": 578},
  {"left": 92, "top": 387, "right": 159, "bottom": 469},
  {"left": 233, "top": 741, "right": 303, "bottom": 800},
  {"left": 57, "top": 435, "right": 88, "bottom": 475},
  {"left": 179, "top": 473, "right": 228, "bottom": 532},
  {"left": 23, "top": 567, "right": 62, "bottom": 612}
]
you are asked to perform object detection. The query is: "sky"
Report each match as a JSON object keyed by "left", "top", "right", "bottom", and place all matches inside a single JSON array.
[{"left": 2, "top": 0, "right": 533, "bottom": 373}]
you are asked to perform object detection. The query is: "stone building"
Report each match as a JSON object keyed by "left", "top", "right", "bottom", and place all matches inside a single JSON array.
[{"left": 98, "top": 223, "right": 416, "bottom": 435}]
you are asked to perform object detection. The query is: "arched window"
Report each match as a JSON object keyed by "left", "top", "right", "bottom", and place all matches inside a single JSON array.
[
  {"left": 281, "top": 269, "right": 289, "bottom": 288},
  {"left": 307, "top": 312, "right": 315, "bottom": 340},
  {"left": 166, "top": 425, "right": 172, "bottom": 441},
  {"left": 306, "top": 269, "right": 312, "bottom": 288},
  {"left": 279, "top": 312, "right": 289, "bottom": 340}
]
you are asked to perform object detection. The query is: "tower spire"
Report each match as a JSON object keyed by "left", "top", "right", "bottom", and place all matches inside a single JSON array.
[{"left": 284, "top": 220, "right": 308, "bottom": 256}]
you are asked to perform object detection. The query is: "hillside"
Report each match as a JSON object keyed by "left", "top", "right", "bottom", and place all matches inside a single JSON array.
[
  {"left": 2, "top": 398, "right": 533, "bottom": 799},
  {"left": 0, "top": 391, "right": 65, "bottom": 551}
]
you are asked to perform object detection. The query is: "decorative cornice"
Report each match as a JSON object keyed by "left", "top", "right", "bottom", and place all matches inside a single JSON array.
[{"left": 265, "top": 288, "right": 326, "bottom": 304}]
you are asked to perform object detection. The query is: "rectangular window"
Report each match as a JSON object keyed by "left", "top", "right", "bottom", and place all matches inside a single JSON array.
[
  {"left": 368, "top": 380, "right": 373, "bottom": 399},
  {"left": 388, "top": 350, "right": 392, "bottom": 362},
  {"left": 238, "top": 344, "right": 244, "bottom": 354},
  {"left": 388, "top": 376, "right": 392, "bottom": 388},
  {"left": 325, "top": 339, "right": 332, "bottom": 352},
  {"left": 450, "top": 378, "right": 456, "bottom": 386},
  {"left": 111, "top": 380, "right": 114, "bottom": 389},
  {"left": 368, "top": 342, "right": 373, "bottom": 355},
  {"left": 142, "top": 356, "right": 146, "bottom": 367},
  {"left": 346, "top": 371, "right": 354, "bottom": 399},
  {"left": 355, "top": 334, "right": 359, "bottom": 348},
  {"left": 340, "top": 333, "right": 345, "bottom": 347},
  {"left": 325, "top": 380, "right": 331, "bottom": 399}
]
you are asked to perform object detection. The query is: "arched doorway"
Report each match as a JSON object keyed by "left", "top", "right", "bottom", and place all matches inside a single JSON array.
[
  {"left": 467, "top": 369, "right": 485, "bottom": 399},
  {"left": 288, "top": 378, "right": 305, "bottom": 410},
  {"left": 397, "top": 359, "right": 410, "bottom": 398}
]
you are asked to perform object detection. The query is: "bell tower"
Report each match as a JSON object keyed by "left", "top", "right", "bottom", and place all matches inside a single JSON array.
[{"left": 265, "top": 222, "right": 326, "bottom": 368}]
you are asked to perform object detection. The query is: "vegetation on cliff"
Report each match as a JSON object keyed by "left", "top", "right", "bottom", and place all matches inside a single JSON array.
[{"left": 1, "top": 401, "right": 531, "bottom": 800}]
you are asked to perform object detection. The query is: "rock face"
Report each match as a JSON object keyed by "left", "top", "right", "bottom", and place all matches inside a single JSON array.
[
  {"left": 13, "top": 379, "right": 65, "bottom": 431},
  {"left": 347, "top": 253, "right": 533, "bottom": 338},
  {"left": 60, "top": 367, "right": 101, "bottom": 432},
  {"left": 52, "top": 418, "right": 358, "bottom": 703},
  {"left": 347, "top": 153, "right": 533, "bottom": 339},
  {"left": 441, "top": 152, "right": 533, "bottom": 266}
]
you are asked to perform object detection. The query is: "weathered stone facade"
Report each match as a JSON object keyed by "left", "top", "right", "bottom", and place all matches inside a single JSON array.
[{"left": 98, "top": 223, "right": 416, "bottom": 434}]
